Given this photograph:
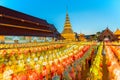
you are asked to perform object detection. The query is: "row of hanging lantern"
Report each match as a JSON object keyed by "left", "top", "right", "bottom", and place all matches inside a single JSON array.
[
  {"left": 105, "top": 43, "right": 120, "bottom": 80},
  {"left": 0, "top": 43, "right": 91, "bottom": 80}
]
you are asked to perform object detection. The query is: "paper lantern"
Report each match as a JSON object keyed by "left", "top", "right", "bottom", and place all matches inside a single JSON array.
[
  {"left": 17, "top": 73, "right": 27, "bottom": 80},
  {"left": 42, "top": 66, "right": 47, "bottom": 77},
  {"left": 11, "top": 74, "right": 18, "bottom": 80},
  {"left": 100, "top": 63, "right": 103, "bottom": 67},
  {"left": 107, "top": 61, "right": 111, "bottom": 67},
  {"left": 51, "top": 62, "right": 57, "bottom": 74},
  {"left": 39, "top": 73, "right": 43, "bottom": 80}
]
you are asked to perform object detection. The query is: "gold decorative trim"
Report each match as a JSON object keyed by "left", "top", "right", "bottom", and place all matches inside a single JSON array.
[{"left": 0, "top": 23, "right": 52, "bottom": 32}]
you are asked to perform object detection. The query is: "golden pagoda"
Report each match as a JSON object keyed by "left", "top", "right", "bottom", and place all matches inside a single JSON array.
[
  {"left": 114, "top": 28, "right": 120, "bottom": 41},
  {"left": 61, "top": 11, "right": 75, "bottom": 41}
]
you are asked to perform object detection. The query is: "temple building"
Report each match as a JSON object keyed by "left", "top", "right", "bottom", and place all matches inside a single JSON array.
[
  {"left": 114, "top": 28, "right": 120, "bottom": 41},
  {"left": 98, "top": 27, "right": 117, "bottom": 41},
  {"left": 78, "top": 33, "right": 87, "bottom": 41},
  {"left": 0, "top": 6, "right": 61, "bottom": 43},
  {"left": 61, "top": 12, "right": 75, "bottom": 41}
]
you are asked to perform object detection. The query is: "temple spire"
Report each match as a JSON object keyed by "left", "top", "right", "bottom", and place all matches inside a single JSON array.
[
  {"left": 61, "top": 9, "right": 75, "bottom": 41},
  {"left": 62, "top": 11, "right": 74, "bottom": 34}
]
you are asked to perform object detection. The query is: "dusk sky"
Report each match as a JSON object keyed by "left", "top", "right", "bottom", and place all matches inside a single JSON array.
[{"left": 1, "top": 0, "right": 120, "bottom": 35}]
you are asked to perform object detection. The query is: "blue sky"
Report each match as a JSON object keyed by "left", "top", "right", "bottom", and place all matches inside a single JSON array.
[{"left": 1, "top": 0, "right": 120, "bottom": 35}]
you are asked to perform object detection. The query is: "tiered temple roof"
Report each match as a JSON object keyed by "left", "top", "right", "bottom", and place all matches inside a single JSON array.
[
  {"left": 0, "top": 6, "right": 61, "bottom": 38},
  {"left": 98, "top": 27, "right": 117, "bottom": 41}
]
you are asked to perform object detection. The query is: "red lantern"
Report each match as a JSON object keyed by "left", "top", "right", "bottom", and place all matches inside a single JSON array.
[
  {"left": 72, "top": 56, "right": 75, "bottom": 61},
  {"left": 42, "top": 66, "right": 48, "bottom": 77},
  {"left": 79, "top": 51, "right": 83, "bottom": 57},
  {"left": 17, "top": 73, "right": 27, "bottom": 80},
  {"left": 100, "top": 63, "right": 103, "bottom": 67},
  {"left": 62, "top": 60, "right": 67, "bottom": 68},
  {"left": 11, "top": 74, "right": 18, "bottom": 80},
  {"left": 56, "top": 62, "right": 64, "bottom": 79},
  {"left": 51, "top": 62, "right": 57, "bottom": 77},
  {"left": 57, "top": 64, "right": 62, "bottom": 74},
  {"left": 39, "top": 73, "right": 43, "bottom": 80},
  {"left": 66, "top": 59, "right": 70, "bottom": 65},
  {"left": 32, "top": 71, "right": 39, "bottom": 80},
  {"left": 0, "top": 64, "right": 5, "bottom": 73},
  {"left": 70, "top": 57, "right": 73, "bottom": 63},
  {"left": 27, "top": 70, "right": 39, "bottom": 80},
  {"left": 107, "top": 61, "right": 111, "bottom": 67}
]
